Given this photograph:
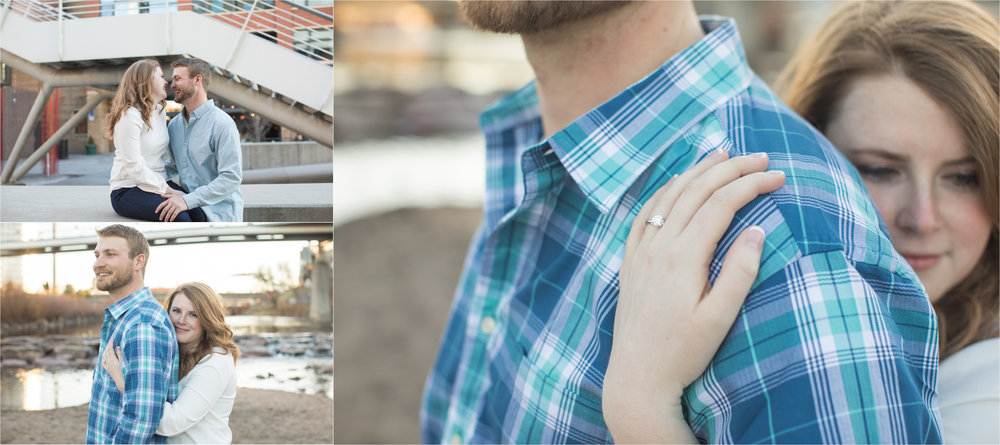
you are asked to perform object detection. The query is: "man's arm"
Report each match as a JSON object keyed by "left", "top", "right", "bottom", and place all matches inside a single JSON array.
[
  {"left": 114, "top": 322, "right": 174, "bottom": 444},
  {"left": 182, "top": 119, "right": 242, "bottom": 210},
  {"left": 685, "top": 249, "right": 942, "bottom": 444}
]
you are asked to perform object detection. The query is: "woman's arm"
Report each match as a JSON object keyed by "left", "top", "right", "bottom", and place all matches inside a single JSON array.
[
  {"left": 154, "top": 353, "right": 234, "bottom": 437},
  {"left": 113, "top": 108, "right": 170, "bottom": 195},
  {"left": 603, "top": 150, "right": 785, "bottom": 443}
]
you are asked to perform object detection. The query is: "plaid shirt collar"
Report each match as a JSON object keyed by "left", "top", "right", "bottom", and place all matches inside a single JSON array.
[
  {"left": 480, "top": 17, "right": 751, "bottom": 214},
  {"left": 106, "top": 286, "right": 153, "bottom": 320}
]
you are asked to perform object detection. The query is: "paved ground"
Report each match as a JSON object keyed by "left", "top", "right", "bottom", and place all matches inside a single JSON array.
[{"left": 10, "top": 152, "right": 114, "bottom": 186}]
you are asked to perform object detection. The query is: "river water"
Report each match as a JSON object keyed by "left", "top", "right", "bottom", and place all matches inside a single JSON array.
[{"left": 0, "top": 315, "right": 333, "bottom": 411}]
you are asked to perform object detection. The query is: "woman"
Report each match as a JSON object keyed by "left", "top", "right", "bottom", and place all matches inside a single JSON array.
[
  {"left": 604, "top": 1, "right": 999, "bottom": 443},
  {"left": 103, "top": 282, "right": 240, "bottom": 443},
  {"left": 106, "top": 59, "right": 207, "bottom": 222}
]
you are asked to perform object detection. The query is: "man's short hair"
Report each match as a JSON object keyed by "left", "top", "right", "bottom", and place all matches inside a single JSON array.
[
  {"left": 96, "top": 224, "right": 150, "bottom": 276},
  {"left": 171, "top": 57, "right": 212, "bottom": 86}
]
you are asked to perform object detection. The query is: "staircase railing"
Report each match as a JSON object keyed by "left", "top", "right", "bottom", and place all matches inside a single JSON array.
[{"left": 0, "top": 0, "right": 332, "bottom": 65}]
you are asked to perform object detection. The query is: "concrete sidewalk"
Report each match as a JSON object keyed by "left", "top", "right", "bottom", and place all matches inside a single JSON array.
[
  {"left": 1, "top": 184, "right": 332, "bottom": 222},
  {"left": 12, "top": 152, "right": 115, "bottom": 186}
]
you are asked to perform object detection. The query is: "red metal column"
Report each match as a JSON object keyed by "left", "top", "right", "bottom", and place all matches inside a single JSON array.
[{"left": 41, "top": 89, "right": 59, "bottom": 176}]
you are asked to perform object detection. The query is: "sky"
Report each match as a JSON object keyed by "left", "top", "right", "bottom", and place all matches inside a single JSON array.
[{"left": 4, "top": 223, "right": 320, "bottom": 294}]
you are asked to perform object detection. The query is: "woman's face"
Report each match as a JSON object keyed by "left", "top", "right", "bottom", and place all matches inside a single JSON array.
[
  {"left": 169, "top": 292, "right": 204, "bottom": 347},
  {"left": 151, "top": 66, "right": 168, "bottom": 102},
  {"left": 825, "top": 75, "right": 992, "bottom": 303}
]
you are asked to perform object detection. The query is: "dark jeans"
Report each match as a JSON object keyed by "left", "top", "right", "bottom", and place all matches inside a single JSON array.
[{"left": 110, "top": 181, "right": 209, "bottom": 222}]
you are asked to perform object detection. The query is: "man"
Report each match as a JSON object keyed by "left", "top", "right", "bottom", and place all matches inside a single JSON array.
[
  {"left": 87, "top": 224, "right": 178, "bottom": 444},
  {"left": 421, "top": 2, "right": 941, "bottom": 443},
  {"left": 159, "top": 57, "right": 244, "bottom": 222}
]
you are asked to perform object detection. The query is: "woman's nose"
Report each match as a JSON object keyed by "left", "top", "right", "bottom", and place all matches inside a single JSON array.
[{"left": 896, "top": 187, "right": 939, "bottom": 234}]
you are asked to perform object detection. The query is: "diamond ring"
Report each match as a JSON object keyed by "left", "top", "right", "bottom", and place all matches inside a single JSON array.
[{"left": 645, "top": 214, "right": 665, "bottom": 227}]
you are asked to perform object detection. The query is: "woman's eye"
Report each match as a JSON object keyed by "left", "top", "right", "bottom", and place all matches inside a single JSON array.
[
  {"left": 945, "top": 171, "right": 979, "bottom": 191},
  {"left": 855, "top": 164, "right": 900, "bottom": 182}
]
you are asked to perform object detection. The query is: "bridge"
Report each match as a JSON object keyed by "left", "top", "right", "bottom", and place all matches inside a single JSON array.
[{"left": 0, "top": 223, "right": 331, "bottom": 256}]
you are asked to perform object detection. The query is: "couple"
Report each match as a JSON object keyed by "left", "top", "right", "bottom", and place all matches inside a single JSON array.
[
  {"left": 107, "top": 57, "right": 243, "bottom": 222},
  {"left": 86, "top": 224, "right": 239, "bottom": 444},
  {"left": 424, "top": 0, "right": 997, "bottom": 444}
]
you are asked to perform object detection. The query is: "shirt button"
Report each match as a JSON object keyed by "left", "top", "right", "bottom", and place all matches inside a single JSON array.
[
  {"left": 480, "top": 316, "right": 496, "bottom": 335},
  {"left": 450, "top": 434, "right": 462, "bottom": 444}
]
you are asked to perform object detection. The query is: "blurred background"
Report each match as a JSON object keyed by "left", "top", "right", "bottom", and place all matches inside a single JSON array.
[{"left": 333, "top": 1, "right": 1000, "bottom": 443}]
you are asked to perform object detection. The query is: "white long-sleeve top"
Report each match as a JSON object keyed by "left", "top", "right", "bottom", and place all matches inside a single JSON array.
[
  {"left": 156, "top": 348, "right": 237, "bottom": 444},
  {"left": 938, "top": 337, "right": 1000, "bottom": 444},
  {"left": 109, "top": 105, "right": 172, "bottom": 195}
]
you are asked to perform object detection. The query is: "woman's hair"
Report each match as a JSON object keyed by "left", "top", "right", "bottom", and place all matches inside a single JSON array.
[
  {"left": 776, "top": 0, "right": 999, "bottom": 359},
  {"left": 165, "top": 282, "right": 241, "bottom": 379},
  {"left": 105, "top": 59, "right": 165, "bottom": 140}
]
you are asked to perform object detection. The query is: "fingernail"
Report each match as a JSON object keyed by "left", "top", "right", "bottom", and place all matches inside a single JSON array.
[
  {"left": 749, "top": 152, "right": 768, "bottom": 159},
  {"left": 709, "top": 149, "right": 728, "bottom": 158},
  {"left": 768, "top": 170, "right": 785, "bottom": 178},
  {"left": 746, "top": 226, "right": 765, "bottom": 248}
]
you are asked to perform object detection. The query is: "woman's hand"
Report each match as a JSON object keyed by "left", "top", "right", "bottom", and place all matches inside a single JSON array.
[
  {"left": 603, "top": 150, "right": 785, "bottom": 443},
  {"left": 102, "top": 339, "right": 126, "bottom": 392}
]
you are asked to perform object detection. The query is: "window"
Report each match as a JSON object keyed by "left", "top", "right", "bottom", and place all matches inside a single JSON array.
[{"left": 293, "top": 28, "right": 332, "bottom": 62}]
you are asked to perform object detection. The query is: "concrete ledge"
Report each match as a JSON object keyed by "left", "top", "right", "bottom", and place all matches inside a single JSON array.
[{"left": 1, "top": 184, "right": 332, "bottom": 222}]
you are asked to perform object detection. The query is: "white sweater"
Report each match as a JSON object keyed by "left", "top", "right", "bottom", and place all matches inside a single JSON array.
[
  {"left": 938, "top": 337, "right": 1000, "bottom": 444},
  {"left": 156, "top": 348, "right": 237, "bottom": 444},
  {"left": 109, "top": 105, "right": 171, "bottom": 195}
]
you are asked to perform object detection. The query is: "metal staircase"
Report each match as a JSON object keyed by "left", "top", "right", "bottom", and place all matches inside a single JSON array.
[{"left": 0, "top": 0, "right": 332, "bottom": 183}]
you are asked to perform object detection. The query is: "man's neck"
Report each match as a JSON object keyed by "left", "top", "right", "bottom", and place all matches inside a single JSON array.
[
  {"left": 182, "top": 94, "right": 209, "bottom": 122},
  {"left": 521, "top": 1, "right": 704, "bottom": 139},
  {"left": 108, "top": 280, "right": 144, "bottom": 304}
]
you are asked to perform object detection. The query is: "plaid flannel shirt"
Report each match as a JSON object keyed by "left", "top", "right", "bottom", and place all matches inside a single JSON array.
[
  {"left": 421, "top": 17, "right": 942, "bottom": 444},
  {"left": 87, "top": 287, "right": 178, "bottom": 444}
]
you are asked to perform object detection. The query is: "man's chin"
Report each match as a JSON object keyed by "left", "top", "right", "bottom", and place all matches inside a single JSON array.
[{"left": 459, "top": 0, "right": 633, "bottom": 35}]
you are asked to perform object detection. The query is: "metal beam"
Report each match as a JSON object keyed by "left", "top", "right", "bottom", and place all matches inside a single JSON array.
[
  {"left": 1, "top": 223, "right": 333, "bottom": 257},
  {"left": 1, "top": 82, "right": 52, "bottom": 184},
  {"left": 0, "top": 49, "right": 128, "bottom": 87},
  {"left": 9, "top": 90, "right": 111, "bottom": 183},
  {"left": 209, "top": 79, "right": 332, "bottom": 148}
]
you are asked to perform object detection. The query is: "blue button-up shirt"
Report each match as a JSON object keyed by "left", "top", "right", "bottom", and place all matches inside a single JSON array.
[
  {"left": 87, "top": 287, "right": 178, "bottom": 444},
  {"left": 421, "top": 18, "right": 942, "bottom": 444},
  {"left": 166, "top": 99, "right": 244, "bottom": 222}
]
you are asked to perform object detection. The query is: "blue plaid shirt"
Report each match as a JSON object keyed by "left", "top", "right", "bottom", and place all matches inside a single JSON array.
[
  {"left": 87, "top": 287, "right": 178, "bottom": 444},
  {"left": 421, "top": 18, "right": 942, "bottom": 444}
]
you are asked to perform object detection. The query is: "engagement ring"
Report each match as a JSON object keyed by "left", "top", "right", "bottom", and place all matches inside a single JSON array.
[{"left": 645, "top": 214, "right": 665, "bottom": 227}]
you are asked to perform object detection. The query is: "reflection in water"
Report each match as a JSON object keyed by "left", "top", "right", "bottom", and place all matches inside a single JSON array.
[
  {"left": 1, "top": 357, "right": 331, "bottom": 411},
  {"left": 1, "top": 368, "right": 93, "bottom": 411}
]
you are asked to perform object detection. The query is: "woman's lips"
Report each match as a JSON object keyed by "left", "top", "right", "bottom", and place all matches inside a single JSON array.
[{"left": 902, "top": 254, "right": 941, "bottom": 271}]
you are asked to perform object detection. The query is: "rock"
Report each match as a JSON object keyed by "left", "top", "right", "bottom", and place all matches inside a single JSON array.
[
  {"left": 50, "top": 345, "right": 92, "bottom": 359},
  {"left": 1, "top": 359, "right": 29, "bottom": 368},
  {"left": 240, "top": 345, "right": 270, "bottom": 358},
  {"left": 1, "top": 346, "right": 43, "bottom": 362},
  {"left": 33, "top": 356, "right": 72, "bottom": 369},
  {"left": 236, "top": 336, "right": 268, "bottom": 347},
  {"left": 276, "top": 345, "right": 306, "bottom": 356}
]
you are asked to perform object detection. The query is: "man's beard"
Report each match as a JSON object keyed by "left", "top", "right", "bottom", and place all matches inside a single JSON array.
[
  {"left": 459, "top": 1, "right": 633, "bottom": 35},
  {"left": 96, "top": 266, "right": 134, "bottom": 292},
  {"left": 172, "top": 87, "right": 189, "bottom": 103}
]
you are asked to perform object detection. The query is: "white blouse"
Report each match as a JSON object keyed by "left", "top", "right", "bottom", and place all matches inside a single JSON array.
[
  {"left": 156, "top": 348, "right": 237, "bottom": 444},
  {"left": 109, "top": 105, "right": 171, "bottom": 195},
  {"left": 938, "top": 337, "right": 1000, "bottom": 444}
]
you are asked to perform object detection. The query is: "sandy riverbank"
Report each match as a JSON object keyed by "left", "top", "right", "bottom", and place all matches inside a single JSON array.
[
  {"left": 0, "top": 388, "right": 332, "bottom": 444},
  {"left": 334, "top": 207, "right": 482, "bottom": 443}
]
